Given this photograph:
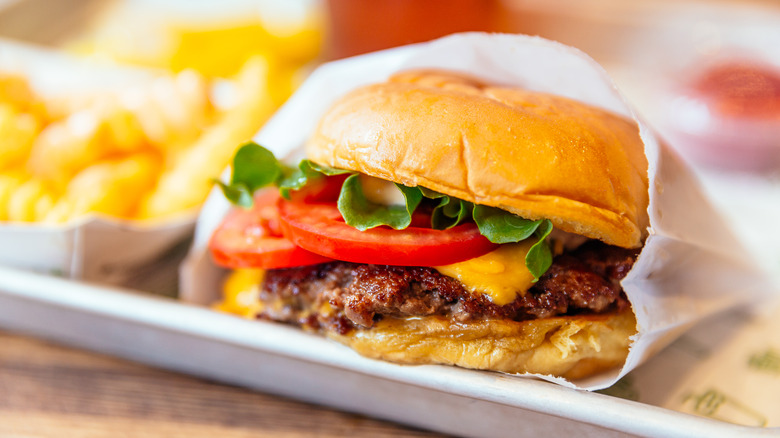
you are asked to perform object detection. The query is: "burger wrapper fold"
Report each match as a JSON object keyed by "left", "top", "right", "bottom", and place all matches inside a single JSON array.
[{"left": 181, "top": 33, "right": 774, "bottom": 390}]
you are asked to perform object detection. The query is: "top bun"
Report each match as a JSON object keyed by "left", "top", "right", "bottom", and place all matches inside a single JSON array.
[{"left": 306, "top": 70, "right": 649, "bottom": 248}]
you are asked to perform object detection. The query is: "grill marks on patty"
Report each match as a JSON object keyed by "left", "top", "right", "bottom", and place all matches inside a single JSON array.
[{"left": 258, "top": 241, "right": 638, "bottom": 335}]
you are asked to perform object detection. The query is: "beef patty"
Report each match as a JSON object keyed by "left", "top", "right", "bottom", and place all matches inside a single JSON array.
[{"left": 256, "top": 241, "right": 638, "bottom": 335}]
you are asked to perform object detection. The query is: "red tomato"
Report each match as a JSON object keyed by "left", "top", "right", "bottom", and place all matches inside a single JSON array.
[
  {"left": 210, "top": 189, "right": 333, "bottom": 269},
  {"left": 277, "top": 199, "right": 499, "bottom": 266}
]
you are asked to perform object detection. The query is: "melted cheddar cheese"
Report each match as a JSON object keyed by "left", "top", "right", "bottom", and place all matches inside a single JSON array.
[
  {"left": 214, "top": 268, "right": 265, "bottom": 317},
  {"left": 434, "top": 240, "right": 536, "bottom": 305}
]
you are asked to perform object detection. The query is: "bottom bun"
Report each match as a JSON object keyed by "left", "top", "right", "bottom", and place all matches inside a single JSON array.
[{"left": 328, "top": 308, "right": 637, "bottom": 380}]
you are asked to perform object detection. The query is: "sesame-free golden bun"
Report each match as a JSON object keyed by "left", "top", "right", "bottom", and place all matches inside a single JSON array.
[
  {"left": 306, "top": 70, "right": 649, "bottom": 248},
  {"left": 329, "top": 307, "right": 636, "bottom": 379}
]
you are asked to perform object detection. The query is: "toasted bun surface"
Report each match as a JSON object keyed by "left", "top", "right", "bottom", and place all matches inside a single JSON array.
[
  {"left": 307, "top": 70, "right": 649, "bottom": 248},
  {"left": 329, "top": 307, "right": 636, "bottom": 379}
]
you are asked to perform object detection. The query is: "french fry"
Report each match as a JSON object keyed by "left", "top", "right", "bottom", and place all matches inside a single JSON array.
[
  {"left": 0, "top": 104, "right": 40, "bottom": 170},
  {"left": 138, "top": 57, "right": 275, "bottom": 219},
  {"left": 44, "top": 152, "right": 161, "bottom": 223},
  {"left": 39, "top": 93, "right": 103, "bottom": 122},
  {"left": 154, "top": 70, "right": 210, "bottom": 140},
  {"left": 0, "top": 172, "right": 26, "bottom": 221},
  {"left": 27, "top": 110, "right": 104, "bottom": 183},
  {"left": 6, "top": 177, "right": 56, "bottom": 222},
  {"left": 117, "top": 82, "right": 169, "bottom": 147},
  {"left": 89, "top": 97, "right": 147, "bottom": 154},
  {"left": 0, "top": 74, "right": 36, "bottom": 112},
  {"left": 9, "top": 68, "right": 219, "bottom": 221},
  {"left": 1, "top": 43, "right": 305, "bottom": 224},
  {"left": 118, "top": 70, "right": 213, "bottom": 155}
]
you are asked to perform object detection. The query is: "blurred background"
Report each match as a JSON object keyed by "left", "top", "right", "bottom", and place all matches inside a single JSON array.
[{"left": 1, "top": 0, "right": 779, "bottom": 281}]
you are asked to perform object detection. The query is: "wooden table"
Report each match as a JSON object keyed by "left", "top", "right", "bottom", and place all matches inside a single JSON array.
[{"left": 0, "top": 331, "right": 447, "bottom": 437}]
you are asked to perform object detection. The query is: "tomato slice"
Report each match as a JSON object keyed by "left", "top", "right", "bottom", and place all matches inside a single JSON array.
[
  {"left": 210, "top": 189, "right": 333, "bottom": 269},
  {"left": 277, "top": 199, "right": 499, "bottom": 266}
]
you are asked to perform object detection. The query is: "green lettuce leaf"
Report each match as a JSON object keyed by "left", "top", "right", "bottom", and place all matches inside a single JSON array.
[
  {"left": 526, "top": 219, "right": 554, "bottom": 281},
  {"left": 472, "top": 205, "right": 543, "bottom": 243},
  {"left": 216, "top": 142, "right": 353, "bottom": 206},
  {"left": 418, "top": 187, "right": 473, "bottom": 230},
  {"left": 215, "top": 142, "right": 286, "bottom": 208},
  {"left": 337, "top": 175, "right": 422, "bottom": 230}
]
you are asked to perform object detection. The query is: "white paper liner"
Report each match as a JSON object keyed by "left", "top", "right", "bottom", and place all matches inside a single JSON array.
[
  {"left": 181, "top": 33, "right": 775, "bottom": 390},
  {"left": 0, "top": 39, "right": 195, "bottom": 284}
]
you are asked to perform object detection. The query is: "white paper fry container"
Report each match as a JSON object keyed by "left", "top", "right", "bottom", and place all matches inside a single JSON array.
[
  {"left": 0, "top": 40, "right": 195, "bottom": 285},
  {"left": 181, "top": 33, "right": 775, "bottom": 390}
]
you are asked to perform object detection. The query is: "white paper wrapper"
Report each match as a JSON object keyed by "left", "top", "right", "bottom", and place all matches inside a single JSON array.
[
  {"left": 0, "top": 40, "right": 195, "bottom": 285},
  {"left": 181, "top": 33, "right": 775, "bottom": 390}
]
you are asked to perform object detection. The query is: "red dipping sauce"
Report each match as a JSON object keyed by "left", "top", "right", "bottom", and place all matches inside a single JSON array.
[
  {"left": 692, "top": 63, "right": 780, "bottom": 120},
  {"left": 665, "top": 61, "right": 780, "bottom": 170}
]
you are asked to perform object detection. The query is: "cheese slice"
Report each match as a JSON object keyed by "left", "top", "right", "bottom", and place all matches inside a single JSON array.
[
  {"left": 433, "top": 240, "right": 536, "bottom": 305},
  {"left": 215, "top": 268, "right": 265, "bottom": 317}
]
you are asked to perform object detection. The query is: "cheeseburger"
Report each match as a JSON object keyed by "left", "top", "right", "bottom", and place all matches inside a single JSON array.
[{"left": 210, "top": 70, "right": 648, "bottom": 379}]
